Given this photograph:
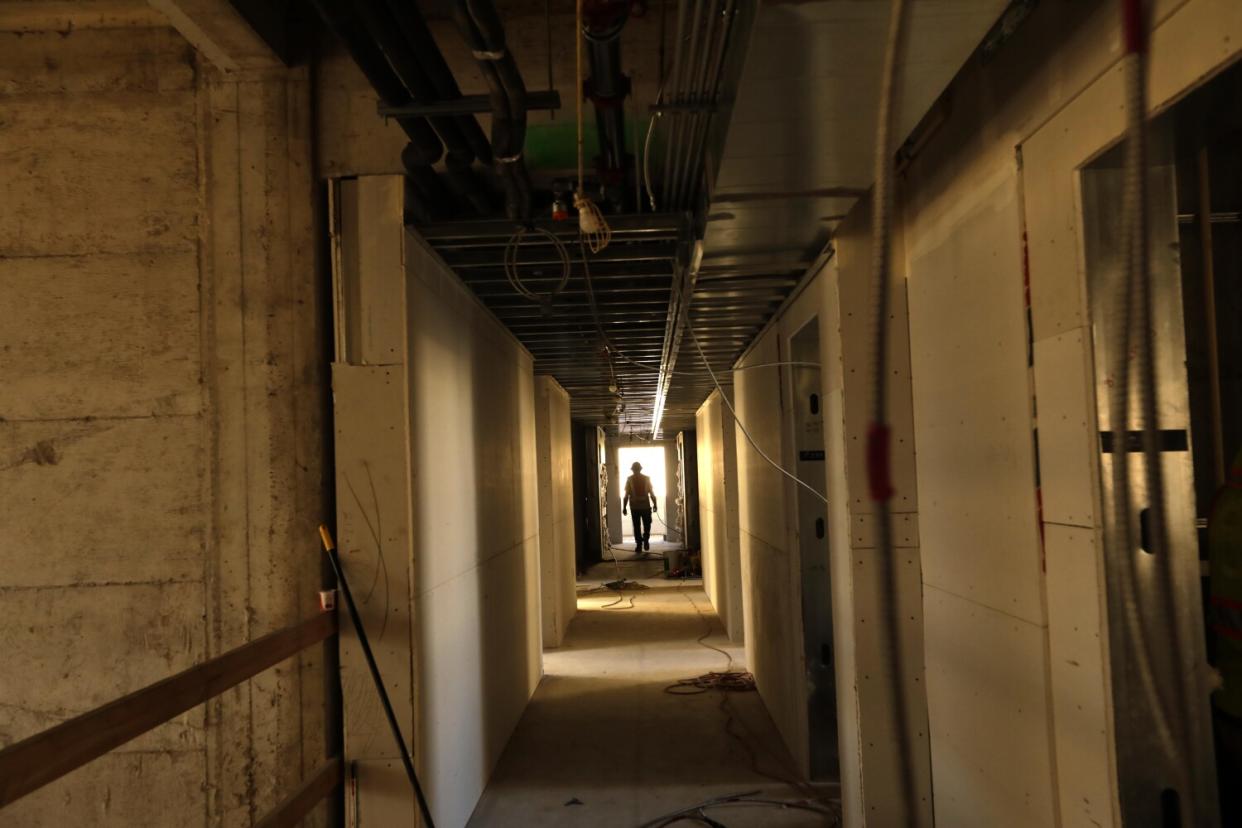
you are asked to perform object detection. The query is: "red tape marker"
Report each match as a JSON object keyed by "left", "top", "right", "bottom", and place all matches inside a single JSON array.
[{"left": 867, "top": 422, "right": 895, "bottom": 502}]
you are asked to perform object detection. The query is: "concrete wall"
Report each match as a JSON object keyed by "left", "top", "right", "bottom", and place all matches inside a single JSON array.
[
  {"left": 536, "top": 376, "right": 577, "bottom": 648},
  {"left": 0, "top": 7, "right": 327, "bottom": 827},
  {"left": 331, "top": 176, "right": 542, "bottom": 827},
  {"left": 732, "top": 273, "right": 822, "bottom": 776},
  {"left": 894, "top": 1, "right": 1241, "bottom": 825},
  {"left": 696, "top": 391, "right": 743, "bottom": 643}
]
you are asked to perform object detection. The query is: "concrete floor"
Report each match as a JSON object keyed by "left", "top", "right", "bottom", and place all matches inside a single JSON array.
[{"left": 465, "top": 560, "right": 839, "bottom": 827}]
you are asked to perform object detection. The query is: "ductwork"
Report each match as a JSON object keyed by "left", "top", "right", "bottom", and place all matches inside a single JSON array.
[{"left": 453, "top": 0, "right": 534, "bottom": 221}]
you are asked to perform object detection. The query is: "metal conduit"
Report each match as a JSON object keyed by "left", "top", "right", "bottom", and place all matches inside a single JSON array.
[
  {"left": 657, "top": 0, "right": 737, "bottom": 210},
  {"left": 310, "top": 0, "right": 445, "bottom": 222},
  {"left": 356, "top": 0, "right": 490, "bottom": 216}
]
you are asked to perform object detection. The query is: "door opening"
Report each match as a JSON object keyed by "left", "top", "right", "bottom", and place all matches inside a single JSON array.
[
  {"left": 789, "top": 317, "right": 838, "bottom": 781},
  {"left": 1082, "top": 60, "right": 1242, "bottom": 824},
  {"left": 618, "top": 445, "right": 670, "bottom": 544}
]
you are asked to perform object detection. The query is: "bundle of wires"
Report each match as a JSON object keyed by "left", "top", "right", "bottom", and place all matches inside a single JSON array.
[{"left": 503, "top": 225, "right": 571, "bottom": 306}]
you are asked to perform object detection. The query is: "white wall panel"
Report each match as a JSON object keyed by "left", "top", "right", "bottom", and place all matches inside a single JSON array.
[
  {"left": 1033, "top": 330, "right": 1098, "bottom": 529},
  {"left": 923, "top": 585, "right": 1057, "bottom": 827},
  {"left": 1043, "top": 524, "right": 1112, "bottom": 828}
]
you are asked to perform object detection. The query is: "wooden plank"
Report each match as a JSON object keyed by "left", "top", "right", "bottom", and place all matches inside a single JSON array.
[
  {"left": 253, "top": 756, "right": 342, "bottom": 828},
  {"left": 0, "top": 612, "right": 336, "bottom": 807}
]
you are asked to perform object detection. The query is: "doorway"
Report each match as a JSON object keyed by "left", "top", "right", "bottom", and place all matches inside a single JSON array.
[
  {"left": 1081, "top": 60, "right": 1242, "bottom": 824},
  {"left": 617, "top": 445, "right": 670, "bottom": 544},
  {"left": 788, "top": 317, "right": 837, "bottom": 781}
]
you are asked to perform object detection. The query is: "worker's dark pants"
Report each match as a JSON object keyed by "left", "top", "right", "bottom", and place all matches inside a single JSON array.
[{"left": 631, "top": 508, "right": 652, "bottom": 547}]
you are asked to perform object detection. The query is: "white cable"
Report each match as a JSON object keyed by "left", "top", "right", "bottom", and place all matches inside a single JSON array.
[
  {"left": 504, "top": 226, "right": 571, "bottom": 304},
  {"left": 689, "top": 325, "right": 827, "bottom": 506},
  {"left": 643, "top": 86, "right": 664, "bottom": 212}
]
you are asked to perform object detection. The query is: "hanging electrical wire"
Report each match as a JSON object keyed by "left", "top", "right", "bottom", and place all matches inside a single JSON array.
[
  {"left": 643, "top": 83, "right": 665, "bottom": 211},
  {"left": 503, "top": 225, "right": 571, "bottom": 306},
  {"left": 690, "top": 325, "right": 828, "bottom": 507},
  {"left": 865, "top": 0, "right": 916, "bottom": 820},
  {"left": 575, "top": 0, "right": 612, "bottom": 252}
]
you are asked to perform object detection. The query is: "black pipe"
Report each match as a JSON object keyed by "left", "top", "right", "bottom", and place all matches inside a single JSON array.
[
  {"left": 583, "top": 0, "right": 631, "bottom": 199},
  {"left": 453, "top": 0, "right": 533, "bottom": 220},
  {"left": 310, "top": 0, "right": 441, "bottom": 221},
  {"left": 356, "top": 0, "right": 491, "bottom": 216},
  {"left": 382, "top": 0, "right": 493, "bottom": 167},
  {"left": 319, "top": 527, "right": 436, "bottom": 828}
]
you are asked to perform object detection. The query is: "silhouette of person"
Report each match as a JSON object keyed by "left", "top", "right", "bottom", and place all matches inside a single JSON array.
[{"left": 622, "top": 461, "right": 658, "bottom": 552}]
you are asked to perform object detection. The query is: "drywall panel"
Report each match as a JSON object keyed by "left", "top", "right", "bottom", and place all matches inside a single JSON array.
[
  {"left": 406, "top": 233, "right": 542, "bottom": 828},
  {"left": 696, "top": 391, "right": 744, "bottom": 643},
  {"left": 332, "top": 364, "right": 416, "bottom": 761},
  {"left": 923, "top": 585, "right": 1057, "bottom": 827},
  {"left": 734, "top": 328, "right": 809, "bottom": 772},
  {"left": 536, "top": 375, "right": 577, "bottom": 648},
  {"left": 906, "top": 171, "right": 1043, "bottom": 624},
  {"left": 1043, "top": 524, "right": 1112, "bottom": 828},
  {"left": 1023, "top": 0, "right": 1240, "bottom": 342},
  {"left": 1033, "top": 330, "right": 1098, "bottom": 529},
  {"left": 825, "top": 202, "right": 932, "bottom": 826}
]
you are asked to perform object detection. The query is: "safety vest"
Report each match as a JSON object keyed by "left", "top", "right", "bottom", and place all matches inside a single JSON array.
[{"left": 1209, "top": 448, "right": 1242, "bottom": 718}]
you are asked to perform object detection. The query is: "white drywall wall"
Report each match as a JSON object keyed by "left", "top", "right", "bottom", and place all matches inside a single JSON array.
[
  {"left": 0, "top": 16, "right": 326, "bottom": 827},
  {"left": 331, "top": 178, "right": 543, "bottom": 827},
  {"left": 732, "top": 273, "right": 823, "bottom": 777},
  {"left": 696, "top": 391, "right": 744, "bottom": 643},
  {"left": 536, "top": 375, "right": 578, "bottom": 648},
  {"left": 896, "top": 0, "right": 1240, "bottom": 824},
  {"left": 406, "top": 235, "right": 543, "bottom": 828},
  {"left": 822, "top": 198, "right": 932, "bottom": 827}
]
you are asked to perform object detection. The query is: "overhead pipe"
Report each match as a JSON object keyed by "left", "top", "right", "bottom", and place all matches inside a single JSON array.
[
  {"left": 356, "top": 0, "right": 491, "bottom": 216},
  {"left": 582, "top": 0, "right": 633, "bottom": 202},
  {"left": 453, "top": 0, "right": 533, "bottom": 221},
  {"left": 309, "top": 0, "right": 444, "bottom": 221},
  {"left": 381, "top": 0, "right": 493, "bottom": 168}
]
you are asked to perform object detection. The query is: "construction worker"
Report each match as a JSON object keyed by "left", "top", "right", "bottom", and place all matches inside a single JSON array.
[
  {"left": 622, "top": 461, "right": 658, "bottom": 553},
  {"left": 1209, "top": 446, "right": 1242, "bottom": 822}
]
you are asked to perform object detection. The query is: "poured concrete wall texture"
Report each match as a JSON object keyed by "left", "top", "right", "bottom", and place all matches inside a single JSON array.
[
  {"left": 896, "top": 0, "right": 1241, "bottom": 825},
  {"left": 536, "top": 375, "right": 578, "bottom": 648},
  {"left": 696, "top": 391, "right": 743, "bottom": 643},
  {"left": 0, "top": 8, "right": 327, "bottom": 828}
]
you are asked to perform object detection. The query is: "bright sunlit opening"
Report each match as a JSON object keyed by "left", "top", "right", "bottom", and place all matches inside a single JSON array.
[{"left": 617, "top": 445, "right": 668, "bottom": 539}]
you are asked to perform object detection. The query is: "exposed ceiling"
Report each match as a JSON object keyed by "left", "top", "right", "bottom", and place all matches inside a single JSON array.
[
  {"left": 698, "top": 0, "right": 1013, "bottom": 331},
  {"left": 381, "top": 0, "right": 1016, "bottom": 437}
]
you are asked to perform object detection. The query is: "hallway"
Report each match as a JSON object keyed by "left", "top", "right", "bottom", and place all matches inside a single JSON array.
[{"left": 466, "top": 563, "right": 837, "bottom": 827}]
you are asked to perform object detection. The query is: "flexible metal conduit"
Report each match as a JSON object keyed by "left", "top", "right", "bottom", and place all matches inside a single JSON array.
[
  {"left": 453, "top": 0, "right": 534, "bottom": 221},
  {"left": 310, "top": 0, "right": 447, "bottom": 223},
  {"left": 657, "top": 0, "right": 736, "bottom": 210}
]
